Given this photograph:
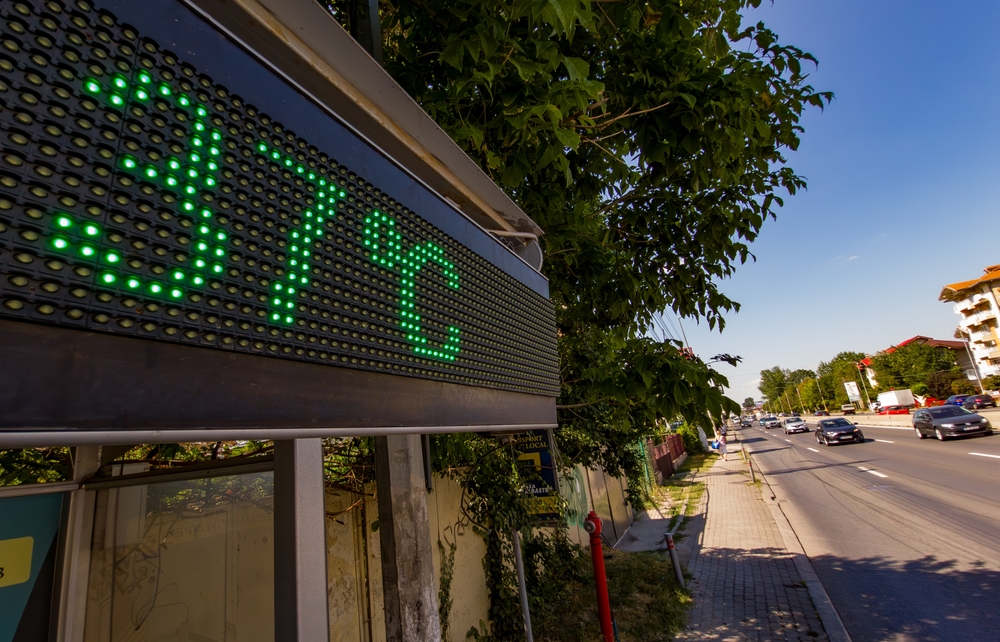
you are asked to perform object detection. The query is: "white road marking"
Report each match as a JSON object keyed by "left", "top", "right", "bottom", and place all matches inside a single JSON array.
[
  {"left": 969, "top": 452, "right": 1000, "bottom": 460},
  {"left": 874, "top": 439, "right": 895, "bottom": 443},
  {"left": 857, "top": 465, "right": 887, "bottom": 478},
  {"left": 807, "top": 447, "right": 819, "bottom": 452},
  {"left": 785, "top": 439, "right": 791, "bottom": 442}
]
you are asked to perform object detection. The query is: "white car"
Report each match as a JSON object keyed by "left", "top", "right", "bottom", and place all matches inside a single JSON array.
[
  {"left": 761, "top": 416, "right": 781, "bottom": 429},
  {"left": 783, "top": 417, "right": 809, "bottom": 434}
]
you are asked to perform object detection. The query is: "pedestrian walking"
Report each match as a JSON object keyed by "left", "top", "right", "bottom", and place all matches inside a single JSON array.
[{"left": 717, "top": 431, "right": 728, "bottom": 461}]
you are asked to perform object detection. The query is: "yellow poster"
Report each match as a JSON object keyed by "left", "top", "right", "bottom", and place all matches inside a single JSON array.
[{"left": 0, "top": 536, "right": 34, "bottom": 589}]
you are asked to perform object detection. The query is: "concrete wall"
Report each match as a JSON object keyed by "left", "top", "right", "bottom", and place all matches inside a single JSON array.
[{"left": 561, "top": 466, "right": 634, "bottom": 548}]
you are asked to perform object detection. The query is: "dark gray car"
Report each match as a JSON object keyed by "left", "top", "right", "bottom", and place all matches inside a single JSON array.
[
  {"left": 912, "top": 406, "right": 993, "bottom": 440},
  {"left": 815, "top": 418, "right": 865, "bottom": 446}
]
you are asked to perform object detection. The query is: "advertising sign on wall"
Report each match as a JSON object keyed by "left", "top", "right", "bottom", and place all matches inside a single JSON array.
[
  {"left": 513, "top": 430, "right": 562, "bottom": 523},
  {"left": 0, "top": 493, "right": 64, "bottom": 642}
]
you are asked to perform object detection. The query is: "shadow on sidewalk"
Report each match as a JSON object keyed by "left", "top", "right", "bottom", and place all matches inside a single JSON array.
[{"left": 676, "top": 545, "right": 828, "bottom": 641}]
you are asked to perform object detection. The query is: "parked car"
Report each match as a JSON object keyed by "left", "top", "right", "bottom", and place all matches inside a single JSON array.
[
  {"left": 912, "top": 406, "right": 993, "bottom": 440},
  {"left": 877, "top": 405, "right": 909, "bottom": 415},
  {"left": 944, "top": 395, "right": 970, "bottom": 407},
  {"left": 761, "top": 416, "right": 781, "bottom": 429},
  {"left": 783, "top": 417, "right": 809, "bottom": 434},
  {"left": 962, "top": 394, "right": 997, "bottom": 410},
  {"left": 841, "top": 404, "right": 856, "bottom": 415},
  {"left": 815, "top": 418, "right": 865, "bottom": 446},
  {"left": 814, "top": 410, "right": 830, "bottom": 416}
]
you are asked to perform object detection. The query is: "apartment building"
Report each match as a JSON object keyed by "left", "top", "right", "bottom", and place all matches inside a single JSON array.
[{"left": 940, "top": 264, "right": 1000, "bottom": 379}]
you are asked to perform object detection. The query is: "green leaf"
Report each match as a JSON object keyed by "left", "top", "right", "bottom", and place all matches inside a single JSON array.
[
  {"left": 562, "top": 56, "right": 589, "bottom": 81},
  {"left": 440, "top": 38, "right": 465, "bottom": 70}
]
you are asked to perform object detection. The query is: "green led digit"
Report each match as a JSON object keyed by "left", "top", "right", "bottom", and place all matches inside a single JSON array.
[
  {"left": 73, "top": 72, "right": 229, "bottom": 300},
  {"left": 363, "top": 211, "right": 460, "bottom": 361}
]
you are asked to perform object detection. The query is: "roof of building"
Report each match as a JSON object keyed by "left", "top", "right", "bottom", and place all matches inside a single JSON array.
[
  {"left": 859, "top": 335, "right": 966, "bottom": 367},
  {"left": 940, "top": 264, "right": 1000, "bottom": 301}
]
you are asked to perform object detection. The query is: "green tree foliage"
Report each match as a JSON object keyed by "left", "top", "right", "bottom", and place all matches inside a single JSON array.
[
  {"left": 926, "top": 370, "right": 963, "bottom": 399},
  {"left": 982, "top": 375, "right": 1000, "bottom": 391},
  {"left": 786, "top": 369, "right": 815, "bottom": 385},
  {"left": 815, "top": 351, "right": 867, "bottom": 407},
  {"left": 0, "top": 448, "right": 72, "bottom": 486},
  {"left": 742, "top": 396, "right": 756, "bottom": 410},
  {"left": 332, "top": 3, "right": 829, "bottom": 635},
  {"left": 869, "top": 344, "right": 959, "bottom": 392},
  {"left": 758, "top": 366, "right": 789, "bottom": 402},
  {"left": 951, "top": 378, "right": 977, "bottom": 395}
]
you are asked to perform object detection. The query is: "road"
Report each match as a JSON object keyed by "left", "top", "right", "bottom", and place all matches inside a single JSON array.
[{"left": 735, "top": 418, "right": 1000, "bottom": 642}]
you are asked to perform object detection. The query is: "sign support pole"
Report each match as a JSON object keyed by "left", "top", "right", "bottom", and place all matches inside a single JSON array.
[
  {"left": 512, "top": 528, "right": 534, "bottom": 642},
  {"left": 274, "top": 439, "right": 331, "bottom": 642}
]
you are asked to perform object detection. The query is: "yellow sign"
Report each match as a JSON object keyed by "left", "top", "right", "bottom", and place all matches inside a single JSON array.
[{"left": 0, "top": 536, "right": 34, "bottom": 588}]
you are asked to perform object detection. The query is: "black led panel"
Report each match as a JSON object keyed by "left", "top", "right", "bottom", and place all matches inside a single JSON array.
[{"left": 0, "top": 0, "right": 560, "bottom": 396}]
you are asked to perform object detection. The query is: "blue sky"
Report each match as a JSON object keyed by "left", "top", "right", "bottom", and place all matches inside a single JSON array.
[{"left": 677, "top": 0, "right": 1000, "bottom": 402}]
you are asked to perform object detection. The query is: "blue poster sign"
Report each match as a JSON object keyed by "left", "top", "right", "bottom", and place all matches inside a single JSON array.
[{"left": 0, "top": 493, "right": 64, "bottom": 642}]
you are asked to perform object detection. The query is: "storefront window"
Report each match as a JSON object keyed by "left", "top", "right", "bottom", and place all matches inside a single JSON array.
[{"left": 84, "top": 471, "right": 274, "bottom": 641}]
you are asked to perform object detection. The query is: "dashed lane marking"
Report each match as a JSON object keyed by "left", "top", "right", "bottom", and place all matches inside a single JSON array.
[
  {"left": 874, "top": 439, "right": 895, "bottom": 443},
  {"left": 969, "top": 452, "right": 1000, "bottom": 459},
  {"left": 785, "top": 439, "right": 791, "bottom": 442},
  {"left": 807, "top": 447, "right": 819, "bottom": 453},
  {"left": 857, "top": 465, "right": 888, "bottom": 478}
]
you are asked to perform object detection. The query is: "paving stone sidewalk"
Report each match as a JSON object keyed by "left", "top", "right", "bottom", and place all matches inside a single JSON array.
[{"left": 674, "top": 455, "right": 828, "bottom": 641}]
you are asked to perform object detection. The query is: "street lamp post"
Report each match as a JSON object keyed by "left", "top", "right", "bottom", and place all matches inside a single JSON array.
[{"left": 795, "top": 386, "right": 806, "bottom": 413}]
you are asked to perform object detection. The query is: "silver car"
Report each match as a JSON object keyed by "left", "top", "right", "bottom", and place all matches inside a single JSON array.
[
  {"left": 761, "top": 416, "right": 781, "bottom": 429},
  {"left": 783, "top": 417, "right": 809, "bottom": 434}
]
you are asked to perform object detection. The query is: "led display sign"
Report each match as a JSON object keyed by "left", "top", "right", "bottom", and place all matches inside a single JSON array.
[{"left": 0, "top": 0, "right": 559, "bottom": 396}]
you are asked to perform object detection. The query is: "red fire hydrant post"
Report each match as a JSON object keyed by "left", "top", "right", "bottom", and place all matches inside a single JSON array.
[{"left": 584, "top": 511, "right": 615, "bottom": 642}]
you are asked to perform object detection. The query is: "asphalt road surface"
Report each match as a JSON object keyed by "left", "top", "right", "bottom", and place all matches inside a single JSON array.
[{"left": 736, "top": 419, "right": 1000, "bottom": 642}]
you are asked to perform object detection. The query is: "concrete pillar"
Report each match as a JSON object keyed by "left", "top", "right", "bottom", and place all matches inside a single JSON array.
[
  {"left": 374, "top": 434, "right": 441, "bottom": 641},
  {"left": 274, "top": 439, "right": 330, "bottom": 642}
]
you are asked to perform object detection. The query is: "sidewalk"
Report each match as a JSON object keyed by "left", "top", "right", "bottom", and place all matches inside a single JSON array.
[{"left": 674, "top": 455, "right": 829, "bottom": 641}]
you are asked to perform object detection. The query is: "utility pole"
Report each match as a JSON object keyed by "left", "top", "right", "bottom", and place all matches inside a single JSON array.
[
  {"left": 815, "top": 378, "right": 829, "bottom": 412},
  {"left": 856, "top": 369, "right": 873, "bottom": 412},
  {"left": 795, "top": 385, "right": 806, "bottom": 413}
]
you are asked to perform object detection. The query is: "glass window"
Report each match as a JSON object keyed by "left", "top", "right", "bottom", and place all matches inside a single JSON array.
[
  {"left": 928, "top": 407, "right": 969, "bottom": 418},
  {"left": 84, "top": 471, "right": 274, "bottom": 642}
]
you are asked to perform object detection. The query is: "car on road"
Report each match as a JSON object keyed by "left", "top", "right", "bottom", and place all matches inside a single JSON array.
[
  {"left": 944, "top": 395, "right": 970, "bottom": 407},
  {"left": 814, "top": 410, "right": 830, "bottom": 416},
  {"left": 741, "top": 418, "right": 752, "bottom": 427},
  {"left": 912, "top": 406, "right": 993, "bottom": 440},
  {"left": 877, "top": 405, "right": 909, "bottom": 415},
  {"left": 783, "top": 417, "right": 809, "bottom": 434},
  {"left": 841, "top": 403, "right": 856, "bottom": 415},
  {"left": 760, "top": 416, "right": 781, "bottom": 429},
  {"left": 815, "top": 418, "right": 865, "bottom": 446},
  {"left": 962, "top": 394, "right": 997, "bottom": 410}
]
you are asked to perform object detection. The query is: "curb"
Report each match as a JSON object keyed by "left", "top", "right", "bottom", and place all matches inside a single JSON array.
[{"left": 756, "top": 469, "right": 853, "bottom": 642}]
